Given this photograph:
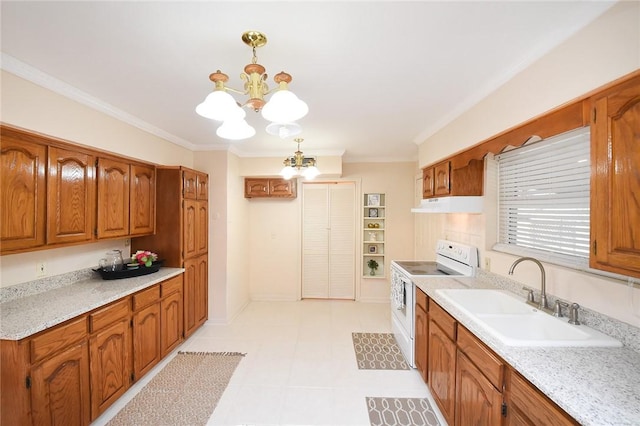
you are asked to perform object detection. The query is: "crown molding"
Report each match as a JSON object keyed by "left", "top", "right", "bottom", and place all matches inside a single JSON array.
[{"left": 1, "top": 52, "right": 201, "bottom": 151}]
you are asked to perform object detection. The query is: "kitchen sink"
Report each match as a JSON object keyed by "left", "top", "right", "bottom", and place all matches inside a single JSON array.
[{"left": 436, "top": 289, "right": 622, "bottom": 347}]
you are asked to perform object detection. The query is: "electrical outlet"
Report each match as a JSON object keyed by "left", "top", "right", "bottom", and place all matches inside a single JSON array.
[
  {"left": 484, "top": 257, "right": 491, "bottom": 271},
  {"left": 36, "top": 261, "right": 47, "bottom": 278},
  {"left": 124, "top": 238, "right": 130, "bottom": 247}
]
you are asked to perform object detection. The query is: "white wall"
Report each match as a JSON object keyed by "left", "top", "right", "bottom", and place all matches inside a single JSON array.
[
  {"left": 416, "top": 1, "right": 640, "bottom": 327},
  {"left": 0, "top": 71, "right": 195, "bottom": 287},
  {"left": 225, "top": 153, "right": 251, "bottom": 321}
]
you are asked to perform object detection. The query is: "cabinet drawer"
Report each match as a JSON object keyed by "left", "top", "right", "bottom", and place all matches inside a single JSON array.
[
  {"left": 89, "top": 299, "right": 130, "bottom": 333},
  {"left": 161, "top": 275, "right": 183, "bottom": 297},
  {"left": 133, "top": 285, "right": 160, "bottom": 311},
  {"left": 31, "top": 316, "right": 87, "bottom": 363},
  {"left": 457, "top": 326, "right": 504, "bottom": 390},
  {"left": 416, "top": 288, "right": 428, "bottom": 311},
  {"left": 509, "top": 370, "right": 577, "bottom": 425},
  {"left": 429, "top": 300, "right": 456, "bottom": 340}
]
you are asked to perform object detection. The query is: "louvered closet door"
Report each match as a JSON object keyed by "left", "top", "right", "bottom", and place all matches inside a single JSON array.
[{"left": 302, "top": 182, "right": 356, "bottom": 299}]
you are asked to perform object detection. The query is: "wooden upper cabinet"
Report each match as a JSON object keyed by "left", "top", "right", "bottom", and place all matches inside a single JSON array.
[
  {"left": 422, "top": 167, "right": 435, "bottom": 198},
  {"left": 270, "top": 179, "right": 296, "bottom": 197},
  {"left": 183, "top": 199, "right": 198, "bottom": 259},
  {"left": 47, "top": 147, "right": 95, "bottom": 245},
  {"left": 196, "top": 200, "right": 208, "bottom": 255},
  {"left": 245, "top": 178, "right": 269, "bottom": 197},
  {"left": 244, "top": 178, "right": 297, "bottom": 198},
  {"left": 183, "top": 169, "right": 198, "bottom": 200},
  {"left": 422, "top": 159, "right": 484, "bottom": 199},
  {"left": 590, "top": 74, "right": 640, "bottom": 278},
  {"left": 97, "top": 158, "right": 130, "bottom": 239},
  {"left": 196, "top": 172, "right": 208, "bottom": 200},
  {"left": 130, "top": 163, "right": 155, "bottom": 236},
  {"left": 0, "top": 135, "right": 47, "bottom": 252},
  {"left": 434, "top": 161, "right": 451, "bottom": 196}
]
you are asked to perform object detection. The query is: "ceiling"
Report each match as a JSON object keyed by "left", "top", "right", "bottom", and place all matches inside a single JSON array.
[{"left": 1, "top": 1, "right": 615, "bottom": 162}]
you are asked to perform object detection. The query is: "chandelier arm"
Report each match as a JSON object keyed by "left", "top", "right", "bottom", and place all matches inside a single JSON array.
[{"left": 222, "top": 86, "right": 245, "bottom": 96}]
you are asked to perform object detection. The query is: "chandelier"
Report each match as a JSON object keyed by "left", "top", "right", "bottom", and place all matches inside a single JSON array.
[
  {"left": 196, "top": 31, "right": 308, "bottom": 140},
  {"left": 280, "top": 138, "right": 319, "bottom": 180}
]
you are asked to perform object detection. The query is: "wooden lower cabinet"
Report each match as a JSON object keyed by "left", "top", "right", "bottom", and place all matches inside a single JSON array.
[
  {"left": 417, "top": 297, "right": 578, "bottom": 426},
  {"left": 506, "top": 370, "right": 578, "bottom": 426},
  {"left": 428, "top": 320, "right": 457, "bottom": 425},
  {"left": 184, "top": 254, "right": 208, "bottom": 338},
  {"left": 89, "top": 318, "right": 131, "bottom": 420},
  {"left": 455, "top": 350, "right": 502, "bottom": 426},
  {"left": 161, "top": 275, "right": 184, "bottom": 357},
  {"left": 0, "top": 274, "right": 185, "bottom": 425},
  {"left": 132, "top": 303, "right": 161, "bottom": 380},
  {"left": 415, "top": 289, "right": 428, "bottom": 382},
  {"left": 31, "top": 340, "right": 91, "bottom": 426}
]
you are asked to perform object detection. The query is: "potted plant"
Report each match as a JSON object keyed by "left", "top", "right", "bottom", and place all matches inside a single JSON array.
[{"left": 367, "top": 259, "right": 379, "bottom": 276}]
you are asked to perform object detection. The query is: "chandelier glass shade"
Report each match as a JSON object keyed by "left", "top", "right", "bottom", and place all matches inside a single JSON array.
[
  {"left": 196, "top": 31, "right": 308, "bottom": 140},
  {"left": 280, "top": 138, "right": 319, "bottom": 180}
]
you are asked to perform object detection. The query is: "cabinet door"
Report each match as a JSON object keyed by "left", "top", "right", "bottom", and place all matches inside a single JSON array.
[
  {"left": 422, "top": 167, "right": 435, "bottom": 198},
  {"left": 591, "top": 76, "right": 640, "bottom": 278},
  {"left": 89, "top": 318, "right": 131, "bottom": 419},
  {"left": 183, "top": 199, "right": 198, "bottom": 259},
  {"left": 270, "top": 178, "right": 296, "bottom": 197},
  {"left": 132, "top": 303, "right": 161, "bottom": 380},
  {"left": 428, "top": 320, "right": 456, "bottom": 425},
  {"left": 47, "top": 147, "right": 95, "bottom": 245},
  {"left": 506, "top": 370, "right": 577, "bottom": 426},
  {"left": 130, "top": 163, "right": 155, "bottom": 236},
  {"left": 0, "top": 136, "right": 46, "bottom": 252},
  {"left": 244, "top": 178, "right": 269, "bottom": 197},
  {"left": 196, "top": 200, "right": 208, "bottom": 255},
  {"left": 434, "top": 161, "right": 451, "bottom": 196},
  {"left": 195, "top": 253, "right": 209, "bottom": 327},
  {"left": 183, "top": 169, "right": 198, "bottom": 200},
  {"left": 415, "top": 304, "right": 428, "bottom": 382},
  {"left": 31, "top": 340, "right": 91, "bottom": 426},
  {"left": 196, "top": 172, "right": 208, "bottom": 200},
  {"left": 183, "top": 257, "right": 198, "bottom": 337},
  {"left": 455, "top": 350, "right": 502, "bottom": 426},
  {"left": 97, "top": 158, "right": 130, "bottom": 238},
  {"left": 161, "top": 290, "right": 183, "bottom": 357}
]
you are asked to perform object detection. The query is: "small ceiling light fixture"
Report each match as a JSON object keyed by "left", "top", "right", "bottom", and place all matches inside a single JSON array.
[
  {"left": 196, "top": 31, "right": 308, "bottom": 140},
  {"left": 280, "top": 138, "right": 320, "bottom": 180}
]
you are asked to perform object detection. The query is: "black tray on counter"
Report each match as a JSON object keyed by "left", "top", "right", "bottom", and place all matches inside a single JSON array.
[{"left": 93, "top": 261, "right": 163, "bottom": 280}]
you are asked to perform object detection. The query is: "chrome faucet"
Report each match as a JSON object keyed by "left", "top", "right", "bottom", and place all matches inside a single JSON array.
[{"left": 508, "top": 257, "right": 549, "bottom": 311}]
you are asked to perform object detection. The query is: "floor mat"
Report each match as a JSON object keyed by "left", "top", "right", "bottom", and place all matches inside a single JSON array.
[
  {"left": 366, "top": 397, "right": 442, "bottom": 426},
  {"left": 352, "top": 332, "right": 409, "bottom": 370},
  {"left": 107, "top": 351, "right": 244, "bottom": 426}
]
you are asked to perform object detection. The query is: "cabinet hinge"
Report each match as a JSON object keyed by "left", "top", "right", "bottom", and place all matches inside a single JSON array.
[
  {"left": 95, "top": 159, "right": 99, "bottom": 167},
  {"left": 130, "top": 319, "right": 133, "bottom": 328},
  {"left": 593, "top": 240, "right": 597, "bottom": 255},
  {"left": 501, "top": 402, "right": 507, "bottom": 417},
  {"left": 592, "top": 108, "right": 597, "bottom": 123},
  {"left": 25, "top": 376, "right": 31, "bottom": 389},
  {"left": 131, "top": 373, "right": 135, "bottom": 383}
]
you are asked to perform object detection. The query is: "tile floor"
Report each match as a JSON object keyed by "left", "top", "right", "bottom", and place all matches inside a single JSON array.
[{"left": 92, "top": 300, "right": 446, "bottom": 425}]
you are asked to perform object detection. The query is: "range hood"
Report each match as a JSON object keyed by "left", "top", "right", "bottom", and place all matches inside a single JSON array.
[{"left": 411, "top": 196, "right": 483, "bottom": 214}]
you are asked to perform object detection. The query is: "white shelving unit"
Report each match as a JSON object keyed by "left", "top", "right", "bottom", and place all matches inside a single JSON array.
[{"left": 363, "top": 193, "right": 385, "bottom": 278}]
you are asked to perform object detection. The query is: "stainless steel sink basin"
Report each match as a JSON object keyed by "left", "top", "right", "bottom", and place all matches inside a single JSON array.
[{"left": 436, "top": 289, "right": 622, "bottom": 347}]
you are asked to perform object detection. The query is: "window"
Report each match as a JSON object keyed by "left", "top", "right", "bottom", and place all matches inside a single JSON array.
[{"left": 495, "top": 127, "right": 590, "bottom": 267}]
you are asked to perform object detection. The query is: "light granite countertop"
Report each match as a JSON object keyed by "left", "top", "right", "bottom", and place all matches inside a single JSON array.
[
  {"left": 413, "top": 274, "right": 640, "bottom": 426},
  {"left": 0, "top": 267, "right": 184, "bottom": 340}
]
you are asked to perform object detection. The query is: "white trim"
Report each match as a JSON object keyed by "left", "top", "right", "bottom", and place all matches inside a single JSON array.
[{"left": 0, "top": 52, "right": 229, "bottom": 152}]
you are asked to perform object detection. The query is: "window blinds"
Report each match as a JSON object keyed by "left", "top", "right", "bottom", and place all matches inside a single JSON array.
[{"left": 496, "top": 127, "right": 590, "bottom": 266}]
